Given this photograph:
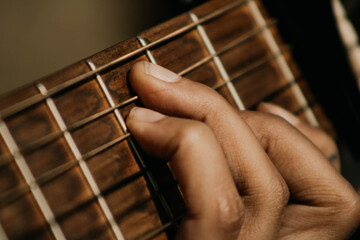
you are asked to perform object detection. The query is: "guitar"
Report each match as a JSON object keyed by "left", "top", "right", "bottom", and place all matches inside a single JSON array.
[{"left": 0, "top": 0, "right": 337, "bottom": 239}]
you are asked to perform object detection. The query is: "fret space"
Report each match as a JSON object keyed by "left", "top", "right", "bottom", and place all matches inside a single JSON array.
[
  {"left": 0, "top": 193, "right": 55, "bottom": 239},
  {"left": 202, "top": 4, "right": 256, "bottom": 52},
  {"left": 40, "top": 166, "right": 115, "bottom": 239},
  {"left": 89, "top": 38, "right": 148, "bottom": 106},
  {"left": 4, "top": 103, "right": 60, "bottom": 149},
  {"left": 52, "top": 80, "right": 111, "bottom": 127},
  {"left": 87, "top": 140, "right": 140, "bottom": 193},
  {"left": 23, "top": 137, "right": 74, "bottom": 178},
  {"left": 147, "top": 29, "right": 209, "bottom": 76},
  {"left": 70, "top": 112, "right": 123, "bottom": 155},
  {"left": 0, "top": 160, "right": 25, "bottom": 195},
  {"left": 105, "top": 176, "right": 165, "bottom": 240},
  {"left": 183, "top": 61, "right": 224, "bottom": 88}
]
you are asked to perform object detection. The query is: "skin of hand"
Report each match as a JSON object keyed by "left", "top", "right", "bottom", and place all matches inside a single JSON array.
[{"left": 126, "top": 61, "right": 360, "bottom": 239}]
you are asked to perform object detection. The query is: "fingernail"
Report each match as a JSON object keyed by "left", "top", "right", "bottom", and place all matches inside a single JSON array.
[
  {"left": 258, "top": 102, "right": 300, "bottom": 126},
  {"left": 128, "top": 107, "right": 166, "bottom": 123},
  {"left": 143, "top": 61, "right": 180, "bottom": 82}
]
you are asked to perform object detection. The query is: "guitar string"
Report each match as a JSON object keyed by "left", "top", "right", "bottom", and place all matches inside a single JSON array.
[
  {"left": 0, "top": 133, "right": 130, "bottom": 206},
  {"left": 0, "top": 19, "right": 282, "bottom": 235},
  {"left": 0, "top": 49, "right": 309, "bottom": 208},
  {"left": 0, "top": 20, "right": 275, "bottom": 165},
  {"left": 1, "top": 154, "right": 185, "bottom": 239},
  {"left": 0, "top": 0, "right": 251, "bottom": 120},
  {"left": 0, "top": 52, "right": 311, "bottom": 240},
  {"left": 0, "top": 17, "right": 299, "bottom": 206},
  {"left": 247, "top": 0, "right": 319, "bottom": 126},
  {"left": 0, "top": 47, "right": 292, "bottom": 170},
  {"left": 136, "top": 35, "right": 180, "bottom": 228},
  {"left": 0, "top": 53, "right": 310, "bottom": 240},
  {"left": 0, "top": 1, "right": 317, "bottom": 238}
]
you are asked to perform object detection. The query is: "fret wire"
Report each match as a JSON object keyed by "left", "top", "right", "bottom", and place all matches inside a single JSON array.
[
  {"left": 0, "top": 121, "right": 66, "bottom": 240},
  {"left": 0, "top": 39, "right": 285, "bottom": 167},
  {"left": 86, "top": 59, "right": 128, "bottom": 133},
  {"left": 189, "top": 11, "right": 246, "bottom": 110},
  {"left": 0, "top": 224, "right": 9, "bottom": 240},
  {"left": 37, "top": 83, "right": 125, "bottom": 240},
  {"left": 214, "top": 47, "right": 291, "bottom": 91},
  {"left": 0, "top": 20, "right": 275, "bottom": 164},
  {"left": 246, "top": 1, "right": 319, "bottom": 126},
  {"left": 1, "top": 73, "right": 311, "bottom": 207},
  {"left": 136, "top": 36, "right": 180, "bottom": 228},
  {"left": 0, "top": 34, "right": 283, "bottom": 166},
  {"left": 0, "top": 133, "right": 131, "bottom": 208},
  {"left": 178, "top": 20, "right": 276, "bottom": 76},
  {"left": 0, "top": 0, "right": 251, "bottom": 120},
  {"left": 87, "top": 56, "right": 177, "bottom": 237},
  {"left": 0, "top": 96, "right": 137, "bottom": 166},
  {"left": 137, "top": 37, "right": 158, "bottom": 64}
]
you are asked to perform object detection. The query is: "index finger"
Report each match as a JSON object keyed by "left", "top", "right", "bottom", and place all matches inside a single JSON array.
[{"left": 129, "top": 61, "right": 290, "bottom": 238}]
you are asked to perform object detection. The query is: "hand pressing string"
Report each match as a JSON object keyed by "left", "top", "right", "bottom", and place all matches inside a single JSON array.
[{"left": 126, "top": 61, "right": 360, "bottom": 239}]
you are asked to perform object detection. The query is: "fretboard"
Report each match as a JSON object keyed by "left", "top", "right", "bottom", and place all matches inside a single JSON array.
[{"left": 0, "top": 0, "right": 335, "bottom": 239}]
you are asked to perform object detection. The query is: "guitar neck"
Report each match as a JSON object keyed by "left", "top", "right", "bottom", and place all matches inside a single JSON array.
[{"left": 0, "top": 0, "right": 335, "bottom": 239}]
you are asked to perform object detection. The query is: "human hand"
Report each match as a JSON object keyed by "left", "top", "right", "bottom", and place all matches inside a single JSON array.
[{"left": 126, "top": 61, "right": 360, "bottom": 239}]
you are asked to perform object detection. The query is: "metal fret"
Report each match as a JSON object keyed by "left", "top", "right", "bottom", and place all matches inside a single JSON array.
[
  {"left": 0, "top": 37, "right": 284, "bottom": 168},
  {"left": 86, "top": 57, "right": 179, "bottom": 232},
  {"left": 0, "top": 96, "right": 137, "bottom": 166},
  {"left": 0, "top": 0, "right": 250, "bottom": 120},
  {"left": 0, "top": 121, "right": 66, "bottom": 240},
  {"left": 178, "top": 20, "right": 276, "bottom": 76},
  {"left": 86, "top": 60, "right": 128, "bottom": 132},
  {"left": 0, "top": 133, "right": 131, "bottom": 208},
  {"left": 188, "top": 11, "right": 246, "bottom": 110},
  {"left": 137, "top": 37, "right": 158, "bottom": 64},
  {"left": 0, "top": 48, "right": 291, "bottom": 209},
  {"left": 36, "top": 83, "right": 125, "bottom": 240},
  {"left": 247, "top": 1, "right": 319, "bottom": 126},
  {"left": 135, "top": 36, "right": 180, "bottom": 228}
]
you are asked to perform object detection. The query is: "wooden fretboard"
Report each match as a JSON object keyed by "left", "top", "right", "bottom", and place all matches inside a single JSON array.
[{"left": 0, "top": 0, "right": 335, "bottom": 239}]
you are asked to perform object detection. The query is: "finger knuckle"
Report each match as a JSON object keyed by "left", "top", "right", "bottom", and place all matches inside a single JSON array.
[
  {"left": 215, "top": 194, "right": 244, "bottom": 233},
  {"left": 333, "top": 192, "right": 360, "bottom": 221},
  {"left": 177, "top": 121, "right": 211, "bottom": 146},
  {"left": 263, "top": 177, "right": 290, "bottom": 210}
]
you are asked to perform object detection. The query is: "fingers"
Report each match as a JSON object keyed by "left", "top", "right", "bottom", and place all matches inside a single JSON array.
[
  {"left": 130, "top": 61, "right": 289, "bottom": 238},
  {"left": 257, "top": 102, "right": 340, "bottom": 171},
  {"left": 236, "top": 110, "right": 360, "bottom": 238},
  {"left": 128, "top": 62, "right": 360, "bottom": 239},
  {"left": 127, "top": 107, "right": 243, "bottom": 239}
]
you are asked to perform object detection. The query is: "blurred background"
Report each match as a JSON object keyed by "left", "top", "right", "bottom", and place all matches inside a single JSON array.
[{"left": 0, "top": 0, "right": 184, "bottom": 95}]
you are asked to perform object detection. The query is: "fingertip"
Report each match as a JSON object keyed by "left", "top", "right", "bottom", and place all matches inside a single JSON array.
[
  {"left": 130, "top": 61, "right": 180, "bottom": 83},
  {"left": 129, "top": 61, "right": 147, "bottom": 86},
  {"left": 257, "top": 102, "right": 300, "bottom": 126},
  {"left": 127, "top": 107, "right": 166, "bottom": 123}
]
